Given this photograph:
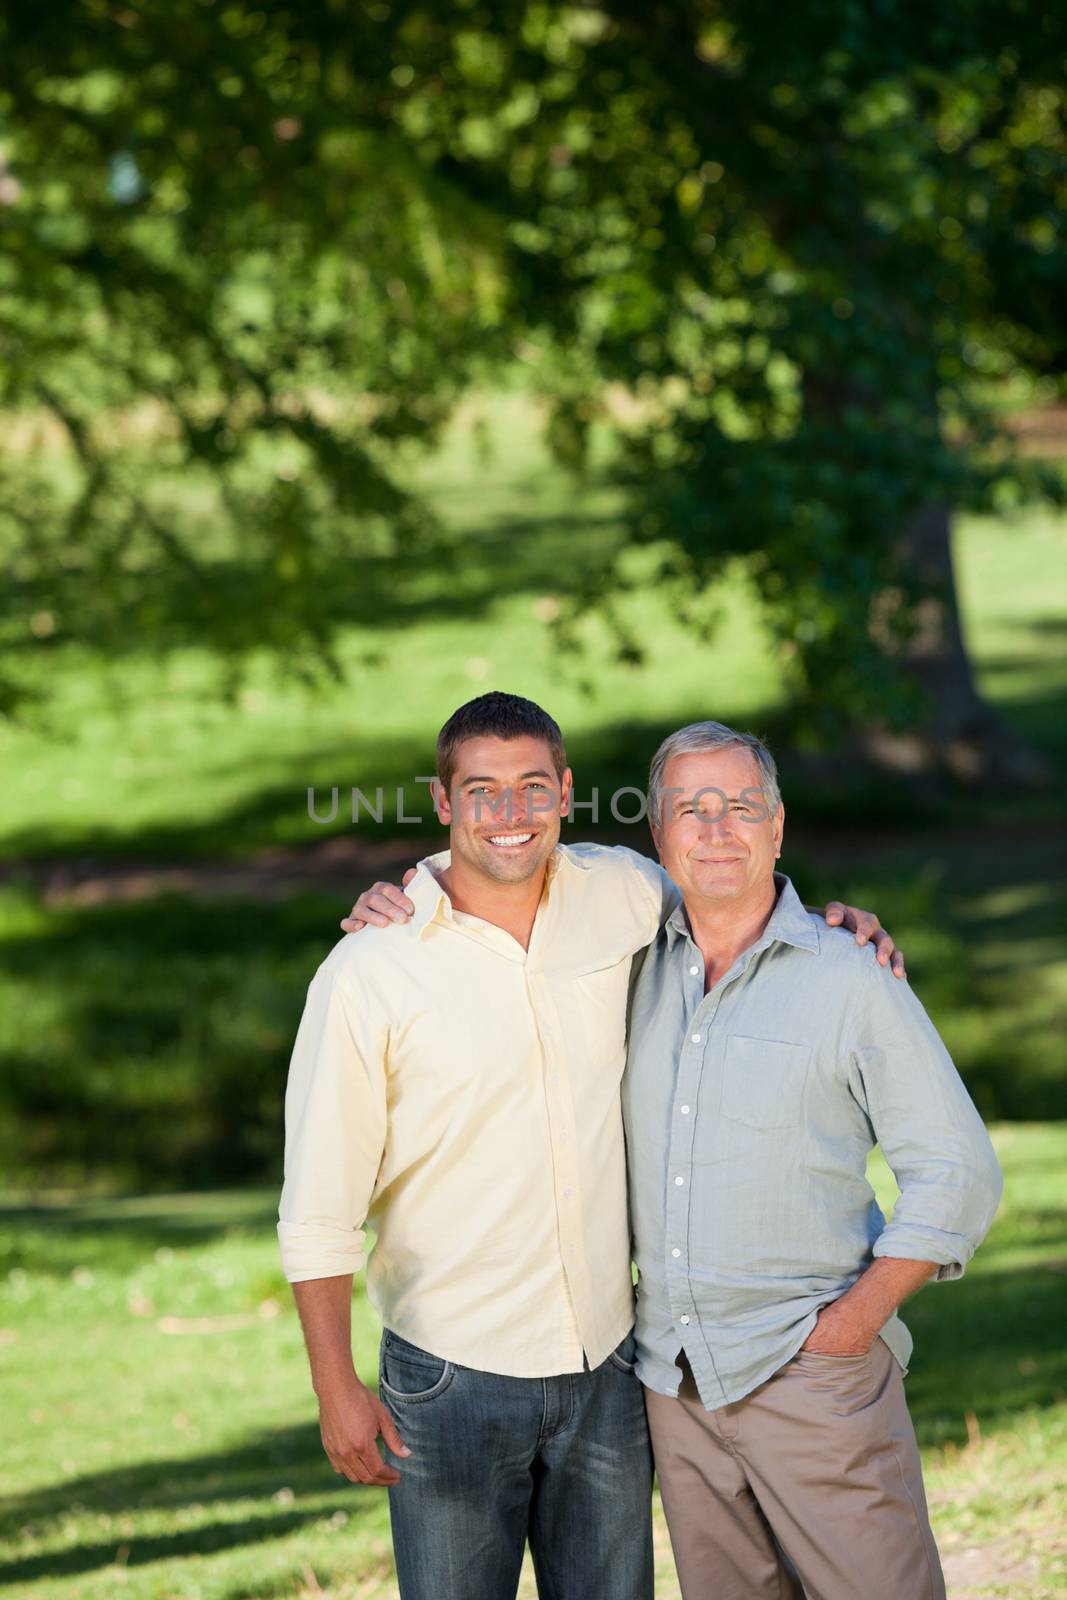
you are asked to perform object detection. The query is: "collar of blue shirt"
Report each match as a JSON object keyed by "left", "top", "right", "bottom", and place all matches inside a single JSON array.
[{"left": 663, "top": 870, "right": 820, "bottom": 958}]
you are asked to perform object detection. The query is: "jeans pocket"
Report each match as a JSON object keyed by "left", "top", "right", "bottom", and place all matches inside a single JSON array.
[
  {"left": 608, "top": 1331, "right": 638, "bottom": 1373},
  {"left": 379, "top": 1331, "right": 455, "bottom": 1403}
]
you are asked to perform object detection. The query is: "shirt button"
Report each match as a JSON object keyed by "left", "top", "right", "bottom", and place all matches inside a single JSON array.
[
  {"left": 679, "top": 1314, "right": 690, "bottom": 1325},
  {"left": 680, "top": 1105, "right": 691, "bottom": 1115},
  {"left": 671, "top": 1248, "right": 681, "bottom": 1258},
  {"left": 689, "top": 965, "right": 700, "bottom": 976},
  {"left": 674, "top": 1176, "right": 685, "bottom": 1187},
  {"left": 691, "top": 1033, "right": 701, "bottom": 1044},
  {"left": 563, "top": 1187, "right": 572, "bottom": 1198}
]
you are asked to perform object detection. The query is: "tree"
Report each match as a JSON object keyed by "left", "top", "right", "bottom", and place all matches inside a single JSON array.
[{"left": 1, "top": 1, "right": 1064, "bottom": 777}]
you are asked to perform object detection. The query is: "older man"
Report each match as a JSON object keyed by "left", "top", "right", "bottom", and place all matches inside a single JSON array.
[{"left": 624, "top": 721, "right": 1003, "bottom": 1600}]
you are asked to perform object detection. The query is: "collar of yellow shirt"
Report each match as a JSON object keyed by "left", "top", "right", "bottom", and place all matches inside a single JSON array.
[{"left": 405, "top": 842, "right": 595, "bottom": 943}]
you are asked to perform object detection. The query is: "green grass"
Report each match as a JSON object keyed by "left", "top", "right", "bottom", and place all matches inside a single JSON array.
[
  {"left": 0, "top": 395, "right": 780, "bottom": 860},
  {"left": 2, "top": 393, "right": 1064, "bottom": 860},
  {"left": 0, "top": 400, "right": 1065, "bottom": 1186},
  {"left": 1, "top": 399, "right": 1065, "bottom": 1594},
  {"left": 1, "top": 1126, "right": 1064, "bottom": 1600},
  {"left": 0, "top": 839, "right": 1062, "bottom": 1197},
  {"left": 956, "top": 506, "right": 1067, "bottom": 769},
  {"left": 0, "top": 558, "right": 778, "bottom": 859},
  {"left": 0, "top": 890, "right": 338, "bottom": 1190}
]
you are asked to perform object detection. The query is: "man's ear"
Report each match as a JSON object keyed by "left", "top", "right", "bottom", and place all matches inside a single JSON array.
[
  {"left": 773, "top": 802, "right": 785, "bottom": 858},
  {"left": 559, "top": 766, "right": 574, "bottom": 817},
  {"left": 433, "top": 778, "right": 452, "bottom": 825}
]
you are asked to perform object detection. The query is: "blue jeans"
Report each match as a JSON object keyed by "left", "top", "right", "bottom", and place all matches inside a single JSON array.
[{"left": 378, "top": 1329, "right": 654, "bottom": 1600}]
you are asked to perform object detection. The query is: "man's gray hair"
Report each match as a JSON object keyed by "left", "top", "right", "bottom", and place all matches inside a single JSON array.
[{"left": 648, "top": 721, "right": 782, "bottom": 827}]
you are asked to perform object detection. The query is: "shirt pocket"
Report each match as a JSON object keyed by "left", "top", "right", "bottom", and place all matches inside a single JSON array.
[
  {"left": 568, "top": 955, "right": 632, "bottom": 1072},
  {"left": 721, "top": 1034, "right": 811, "bottom": 1130}
]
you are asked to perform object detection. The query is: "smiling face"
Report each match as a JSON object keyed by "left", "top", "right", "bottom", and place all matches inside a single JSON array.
[
  {"left": 436, "top": 735, "right": 573, "bottom": 886},
  {"left": 651, "top": 745, "right": 784, "bottom": 910}
]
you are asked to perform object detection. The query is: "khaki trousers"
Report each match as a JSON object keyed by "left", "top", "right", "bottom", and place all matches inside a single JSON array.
[{"left": 645, "top": 1339, "right": 945, "bottom": 1600}]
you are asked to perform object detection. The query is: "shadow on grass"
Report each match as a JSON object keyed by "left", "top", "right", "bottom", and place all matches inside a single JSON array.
[
  {"left": 904, "top": 1253, "right": 1067, "bottom": 1448},
  {"left": 0, "top": 1422, "right": 389, "bottom": 1586},
  {"left": 0, "top": 1251, "right": 1064, "bottom": 1585},
  {"left": 2, "top": 506, "right": 629, "bottom": 672},
  {"left": 0, "top": 1512, "right": 324, "bottom": 1587},
  {"left": 0, "top": 1191, "right": 283, "bottom": 1275},
  {"left": 0, "top": 892, "right": 346, "bottom": 1196},
  {"left": 985, "top": 679, "right": 1067, "bottom": 773}
]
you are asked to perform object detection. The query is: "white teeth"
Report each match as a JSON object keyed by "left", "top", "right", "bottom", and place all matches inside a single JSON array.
[{"left": 488, "top": 833, "right": 533, "bottom": 847}]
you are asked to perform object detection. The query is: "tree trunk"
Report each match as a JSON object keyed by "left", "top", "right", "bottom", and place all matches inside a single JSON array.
[{"left": 863, "top": 502, "right": 1050, "bottom": 787}]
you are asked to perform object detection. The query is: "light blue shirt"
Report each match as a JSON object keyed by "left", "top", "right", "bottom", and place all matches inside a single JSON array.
[{"left": 622, "top": 874, "right": 1003, "bottom": 1409}]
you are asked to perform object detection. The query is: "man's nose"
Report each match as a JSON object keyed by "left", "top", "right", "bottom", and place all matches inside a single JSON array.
[
  {"left": 502, "top": 789, "right": 531, "bottom": 825},
  {"left": 697, "top": 809, "right": 735, "bottom": 839}
]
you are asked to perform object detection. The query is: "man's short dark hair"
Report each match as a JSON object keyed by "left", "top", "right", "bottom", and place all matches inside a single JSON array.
[{"left": 436, "top": 692, "right": 568, "bottom": 794}]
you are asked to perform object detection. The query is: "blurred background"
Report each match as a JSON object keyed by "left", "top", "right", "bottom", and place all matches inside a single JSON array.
[{"left": 0, "top": 3, "right": 1064, "bottom": 1597}]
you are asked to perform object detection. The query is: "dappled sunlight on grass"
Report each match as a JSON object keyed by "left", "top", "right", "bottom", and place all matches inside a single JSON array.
[{"left": 1, "top": 1128, "right": 1064, "bottom": 1597}]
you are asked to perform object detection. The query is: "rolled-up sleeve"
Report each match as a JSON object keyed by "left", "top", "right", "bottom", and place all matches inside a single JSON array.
[
  {"left": 848, "top": 958, "right": 1003, "bottom": 1279},
  {"left": 277, "top": 954, "right": 388, "bottom": 1283}
]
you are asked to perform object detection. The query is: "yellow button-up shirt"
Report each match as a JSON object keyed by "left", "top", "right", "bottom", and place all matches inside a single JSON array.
[{"left": 277, "top": 842, "right": 669, "bottom": 1377}]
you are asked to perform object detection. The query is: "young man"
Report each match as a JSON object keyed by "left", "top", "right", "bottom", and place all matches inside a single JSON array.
[
  {"left": 625, "top": 722, "right": 1002, "bottom": 1600},
  {"left": 281, "top": 692, "right": 899, "bottom": 1600}
]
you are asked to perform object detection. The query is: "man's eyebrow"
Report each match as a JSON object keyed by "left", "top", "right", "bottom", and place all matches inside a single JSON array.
[
  {"left": 682, "top": 792, "right": 760, "bottom": 804},
  {"left": 460, "top": 769, "right": 554, "bottom": 786}
]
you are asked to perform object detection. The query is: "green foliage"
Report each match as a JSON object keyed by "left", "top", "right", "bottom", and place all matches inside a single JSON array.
[{"left": 1, "top": 2, "right": 1065, "bottom": 730}]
